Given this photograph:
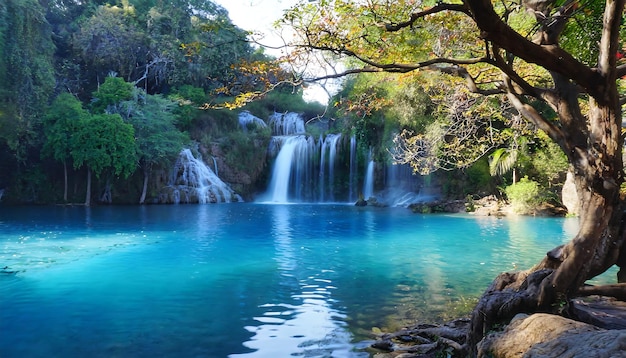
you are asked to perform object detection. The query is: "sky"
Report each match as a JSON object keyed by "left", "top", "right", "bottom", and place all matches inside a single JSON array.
[
  {"left": 213, "top": 0, "right": 299, "bottom": 53},
  {"left": 212, "top": 0, "right": 333, "bottom": 104}
]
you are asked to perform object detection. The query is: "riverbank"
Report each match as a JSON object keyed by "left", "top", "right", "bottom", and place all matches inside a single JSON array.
[{"left": 366, "top": 290, "right": 626, "bottom": 357}]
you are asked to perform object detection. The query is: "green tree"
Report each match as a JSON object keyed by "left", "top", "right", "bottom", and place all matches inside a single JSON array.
[
  {"left": 504, "top": 176, "right": 544, "bottom": 214},
  {"left": 529, "top": 130, "right": 569, "bottom": 188},
  {"left": 0, "top": 0, "right": 55, "bottom": 164},
  {"left": 282, "top": 0, "right": 626, "bottom": 352},
  {"left": 73, "top": 4, "right": 149, "bottom": 85},
  {"left": 42, "top": 93, "right": 89, "bottom": 202},
  {"left": 71, "top": 113, "right": 137, "bottom": 206},
  {"left": 119, "top": 91, "right": 189, "bottom": 204},
  {"left": 91, "top": 76, "right": 134, "bottom": 113}
]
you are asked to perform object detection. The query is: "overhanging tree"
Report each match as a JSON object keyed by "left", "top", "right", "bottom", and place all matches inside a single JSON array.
[{"left": 280, "top": 0, "right": 626, "bottom": 354}]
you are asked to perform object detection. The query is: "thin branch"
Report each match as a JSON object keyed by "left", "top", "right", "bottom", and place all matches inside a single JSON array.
[{"left": 384, "top": 3, "right": 469, "bottom": 32}]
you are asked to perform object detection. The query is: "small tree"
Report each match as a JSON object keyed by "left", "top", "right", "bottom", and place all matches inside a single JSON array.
[
  {"left": 71, "top": 113, "right": 137, "bottom": 206},
  {"left": 91, "top": 76, "right": 134, "bottom": 114},
  {"left": 119, "top": 91, "right": 189, "bottom": 204},
  {"left": 505, "top": 176, "right": 543, "bottom": 214},
  {"left": 42, "top": 93, "right": 89, "bottom": 202}
]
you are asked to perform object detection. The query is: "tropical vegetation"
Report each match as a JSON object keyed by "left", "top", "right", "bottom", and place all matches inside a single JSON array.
[{"left": 1, "top": 0, "right": 624, "bottom": 355}]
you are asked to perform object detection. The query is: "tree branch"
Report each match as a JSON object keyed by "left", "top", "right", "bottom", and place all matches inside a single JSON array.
[
  {"left": 577, "top": 284, "right": 626, "bottom": 301},
  {"left": 466, "top": 0, "right": 600, "bottom": 98},
  {"left": 383, "top": 3, "right": 469, "bottom": 32}
]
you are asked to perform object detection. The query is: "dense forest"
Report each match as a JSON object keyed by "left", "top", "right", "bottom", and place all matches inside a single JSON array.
[
  {"left": 0, "top": 0, "right": 317, "bottom": 204},
  {"left": 0, "top": 0, "right": 570, "bottom": 207}
]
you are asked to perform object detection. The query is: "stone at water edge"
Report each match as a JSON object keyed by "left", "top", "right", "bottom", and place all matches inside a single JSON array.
[{"left": 476, "top": 313, "right": 626, "bottom": 358}]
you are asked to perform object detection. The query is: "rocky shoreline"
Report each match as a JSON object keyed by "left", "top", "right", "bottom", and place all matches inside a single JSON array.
[
  {"left": 354, "top": 194, "right": 625, "bottom": 357},
  {"left": 365, "top": 295, "right": 626, "bottom": 357}
]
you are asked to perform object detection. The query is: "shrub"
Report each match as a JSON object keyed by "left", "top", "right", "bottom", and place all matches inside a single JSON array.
[{"left": 504, "top": 177, "right": 544, "bottom": 214}]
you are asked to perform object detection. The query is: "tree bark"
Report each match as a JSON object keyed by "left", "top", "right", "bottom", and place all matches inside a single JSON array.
[
  {"left": 468, "top": 99, "right": 625, "bottom": 355},
  {"left": 63, "top": 161, "right": 68, "bottom": 202},
  {"left": 139, "top": 166, "right": 149, "bottom": 205},
  {"left": 84, "top": 168, "right": 91, "bottom": 207},
  {"left": 464, "top": 2, "right": 626, "bottom": 354}
]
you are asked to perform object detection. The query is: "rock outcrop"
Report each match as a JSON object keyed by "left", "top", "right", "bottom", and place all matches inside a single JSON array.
[{"left": 477, "top": 313, "right": 626, "bottom": 358}]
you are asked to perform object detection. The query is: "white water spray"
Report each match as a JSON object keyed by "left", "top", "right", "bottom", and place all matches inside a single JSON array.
[
  {"left": 363, "top": 149, "right": 375, "bottom": 199},
  {"left": 161, "top": 149, "right": 242, "bottom": 204}
]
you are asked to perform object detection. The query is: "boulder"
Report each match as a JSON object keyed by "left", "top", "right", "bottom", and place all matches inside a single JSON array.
[
  {"left": 561, "top": 170, "right": 579, "bottom": 216},
  {"left": 477, "top": 313, "right": 626, "bottom": 358}
]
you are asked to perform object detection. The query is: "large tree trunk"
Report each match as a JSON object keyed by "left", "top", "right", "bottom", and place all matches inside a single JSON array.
[
  {"left": 139, "top": 165, "right": 149, "bottom": 205},
  {"left": 465, "top": 1, "right": 626, "bottom": 354},
  {"left": 84, "top": 168, "right": 91, "bottom": 206},
  {"left": 63, "top": 161, "right": 68, "bottom": 202},
  {"left": 468, "top": 101, "right": 626, "bottom": 355}
]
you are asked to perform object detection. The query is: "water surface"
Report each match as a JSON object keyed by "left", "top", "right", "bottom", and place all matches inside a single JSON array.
[{"left": 0, "top": 204, "right": 592, "bottom": 357}]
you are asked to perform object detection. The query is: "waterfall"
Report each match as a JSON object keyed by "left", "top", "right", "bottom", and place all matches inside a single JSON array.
[
  {"left": 363, "top": 149, "right": 375, "bottom": 199},
  {"left": 211, "top": 156, "right": 218, "bottom": 176},
  {"left": 265, "top": 135, "right": 316, "bottom": 203},
  {"left": 319, "top": 133, "right": 341, "bottom": 202},
  {"left": 325, "top": 134, "right": 341, "bottom": 202},
  {"left": 319, "top": 135, "right": 326, "bottom": 201},
  {"left": 269, "top": 112, "right": 306, "bottom": 135},
  {"left": 349, "top": 135, "right": 356, "bottom": 203},
  {"left": 160, "top": 149, "right": 242, "bottom": 204},
  {"left": 238, "top": 111, "right": 267, "bottom": 132},
  {"left": 379, "top": 163, "right": 423, "bottom": 207},
  {"left": 263, "top": 112, "right": 359, "bottom": 203}
]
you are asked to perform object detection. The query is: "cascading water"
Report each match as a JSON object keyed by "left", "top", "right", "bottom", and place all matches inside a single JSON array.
[
  {"left": 262, "top": 113, "right": 345, "bottom": 203},
  {"left": 261, "top": 112, "right": 427, "bottom": 205},
  {"left": 349, "top": 135, "right": 357, "bottom": 203},
  {"left": 239, "top": 111, "right": 268, "bottom": 132},
  {"left": 160, "top": 149, "right": 242, "bottom": 204},
  {"left": 363, "top": 149, "right": 375, "bottom": 199},
  {"left": 319, "top": 133, "right": 341, "bottom": 202},
  {"left": 378, "top": 163, "right": 427, "bottom": 207}
]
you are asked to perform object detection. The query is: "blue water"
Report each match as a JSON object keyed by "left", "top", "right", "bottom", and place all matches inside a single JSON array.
[{"left": 0, "top": 204, "right": 602, "bottom": 357}]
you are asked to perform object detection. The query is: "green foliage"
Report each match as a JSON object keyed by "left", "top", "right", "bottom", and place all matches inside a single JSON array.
[
  {"left": 439, "top": 158, "right": 495, "bottom": 199},
  {"left": 73, "top": 5, "right": 149, "bottom": 83},
  {"left": 466, "top": 158, "right": 493, "bottom": 195},
  {"left": 489, "top": 147, "right": 518, "bottom": 177},
  {"left": 559, "top": 2, "right": 604, "bottom": 66},
  {"left": 42, "top": 93, "right": 88, "bottom": 163},
  {"left": 220, "top": 128, "right": 271, "bottom": 173},
  {"left": 71, "top": 113, "right": 137, "bottom": 179},
  {"left": 119, "top": 90, "right": 189, "bottom": 169},
  {"left": 504, "top": 177, "right": 546, "bottom": 214},
  {"left": 169, "top": 85, "right": 206, "bottom": 130},
  {"left": 10, "top": 167, "right": 52, "bottom": 204},
  {"left": 91, "top": 76, "right": 134, "bottom": 113},
  {"left": 527, "top": 131, "right": 569, "bottom": 188},
  {"left": 243, "top": 88, "right": 326, "bottom": 120},
  {"left": 0, "top": 0, "right": 55, "bottom": 163}
]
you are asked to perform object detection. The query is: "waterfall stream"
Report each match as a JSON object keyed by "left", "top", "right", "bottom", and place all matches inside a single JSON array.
[
  {"left": 160, "top": 149, "right": 242, "bottom": 204},
  {"left": 262, "top": 113, "right": 347, "bottom": 203},
  {"left": 363, "top": 150, "right": 375, "bottom": 200}
]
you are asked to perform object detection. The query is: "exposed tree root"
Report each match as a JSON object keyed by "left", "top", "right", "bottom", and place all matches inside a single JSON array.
[
  {"left": 467, "top": 269, "right": 557, "bottom": 355},
  {"left": 577, "top": 283, "right": 626, "bottom": 301},
  {"left": 369, "top": 318, "right": 470, "bottom": 356}
]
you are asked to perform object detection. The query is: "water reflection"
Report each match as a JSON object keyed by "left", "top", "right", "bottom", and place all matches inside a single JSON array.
[{"left": 231, "top": 205, "right": 364, "bottom": 357}]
